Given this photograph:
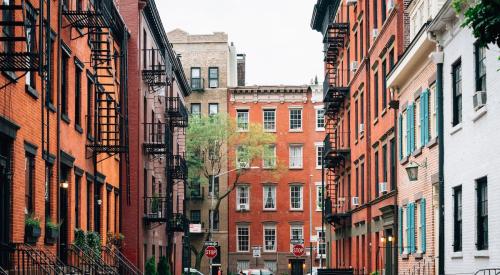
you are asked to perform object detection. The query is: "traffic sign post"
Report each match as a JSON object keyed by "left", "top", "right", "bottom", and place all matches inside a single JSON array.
[
  {"left": 205, "top": 246, "right": 218, "bottom": 259},
  {"left": 292, "top": 244, "right": 305, "bottom": 257}
]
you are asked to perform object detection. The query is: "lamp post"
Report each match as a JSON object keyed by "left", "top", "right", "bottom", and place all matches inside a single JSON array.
[{"left": 209, "top": 165, "right": 260, "bottom": 275}]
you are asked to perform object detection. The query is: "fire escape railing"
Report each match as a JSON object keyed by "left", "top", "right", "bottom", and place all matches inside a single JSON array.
[
  {"left": 166, "top": 96, "right": 188, "bottom": 128},
  {"left": 101, "top": 245, "right": 142, "bottom": 275},
  {"left": 143, "top": 196, "right": 169, "bottom": 222},
  {"left": 323, "top": 22, "right": 349, "bottom": 65},
  {"left": 168, "top": 153, "right": 187, "bottom": 180},
  {"left": 143, "top": 122, "right": 171, "bottom": 155},
  {"left": 142, "top": 49, "right": 171, "bottom": 93},
  {"left": 168, "top": 213, "right": 187, "bottom": 232}
]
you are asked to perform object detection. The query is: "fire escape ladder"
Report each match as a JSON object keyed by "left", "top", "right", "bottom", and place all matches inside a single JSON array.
[{"left": 0, "top": 0, "right": 40, "bottom": 72}]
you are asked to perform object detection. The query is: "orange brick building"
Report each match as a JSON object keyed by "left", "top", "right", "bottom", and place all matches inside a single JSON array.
[
  {"left": 311, "top": 0, "right": 406, "bottom": 274},
  {"left": 227, "top": 85, "right": 327, "bottom": 274}
]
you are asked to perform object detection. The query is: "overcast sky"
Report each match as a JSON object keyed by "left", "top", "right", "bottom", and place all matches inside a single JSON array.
[{"left": 156, "top": 0, "right": 324, "bottom": 86}]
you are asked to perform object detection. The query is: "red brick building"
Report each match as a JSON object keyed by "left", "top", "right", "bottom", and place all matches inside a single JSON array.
[
  {"left": 120, "top": 0, "right": 191, "bottom": 273},
  {"left": 227, "top": 85, "right": 327, "bottom": 274},
  {"left": 311, "top": 0, "right": 405, "bottom": 274}
]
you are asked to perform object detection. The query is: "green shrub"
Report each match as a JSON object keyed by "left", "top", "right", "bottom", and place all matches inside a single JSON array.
[
  {"left": 145, "top": 257, "right": 157, "bottom": 275},
  {"left": 157, "top": 256, "right": 170, "bottom": 275},
  {"left": 86, "top": 231, "right": 101, "bottom": 256},
  {"left": 25, "top": 214, "right": 41, "bottom": 228}
]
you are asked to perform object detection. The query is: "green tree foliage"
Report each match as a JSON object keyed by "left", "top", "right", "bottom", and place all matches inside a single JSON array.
[
  {"left": 157, "top": 256, "right": 171, "bottom": 275},
  {"left": 452, "top": 0, "right": 500, "bottom": 47},
  {"left": 186, "top": 113, "right": 279, "bottom": 269},
  {"left": 145, "top": 257, "right": 158, "bottom": 275}
]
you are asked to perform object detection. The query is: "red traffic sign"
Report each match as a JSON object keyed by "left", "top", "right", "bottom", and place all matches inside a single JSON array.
[
  {"left": 205, "top": 245, "right": 217, "bottom": 259},
  {"left": 292, "top": 244, "right": 305, "bottom": 257}
]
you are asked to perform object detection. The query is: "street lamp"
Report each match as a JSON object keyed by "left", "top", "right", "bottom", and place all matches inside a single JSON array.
[{"left": 405, "top": 159, "right": 427, "bottom": 181}]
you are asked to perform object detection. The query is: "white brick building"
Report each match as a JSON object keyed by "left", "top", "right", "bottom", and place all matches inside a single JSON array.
[{"left": 429, "top": 1, "right": 500, "bottom": 273}]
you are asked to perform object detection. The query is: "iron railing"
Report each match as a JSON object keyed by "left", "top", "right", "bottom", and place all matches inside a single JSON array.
[
  {"left": 142, "top": 49, "right": 170, "bottom": 91},
  {"left": 475, "top": 269, "right": 500, "bottom": 275},
  {"left": 0, "top": 243, "right": 60, "bottom": 275},
  {"left": 143, "top": 196, "right": 168, "bottom": 222},
  {"left": 169, "top": 213, "right": 187, "bottom": 232},
  {"left": 101, "top": 246, "right": 142, "bottom": 275},
  {"left": 143, "top": 122, "right": 171, "bottom": 155},
  {"left": 168, "top": 154, "right": 187, "bottom": 180}
]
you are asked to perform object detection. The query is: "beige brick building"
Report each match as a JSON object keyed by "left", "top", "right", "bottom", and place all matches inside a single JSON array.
[{"left": 168, "top": 29, "right": 241, "bottom": 274}]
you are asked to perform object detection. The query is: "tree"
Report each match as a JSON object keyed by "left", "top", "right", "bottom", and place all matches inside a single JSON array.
[
  {"left": 157, "top": 256, "right": 171, "bottom": 275},
  {"left": 145, "top": 257, "right": 157, "bottom": 275},
  {"left": 186, "top": 114, "right": 280, "bottom": 270},
  {"left": 452, "top": 0, "right": 500, "bottom": 48}
]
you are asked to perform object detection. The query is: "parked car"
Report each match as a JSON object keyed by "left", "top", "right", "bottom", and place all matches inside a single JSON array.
[
  {"left": 184, "top": 268, "right": 204, "bottom": 275},
  {"left": 242, "top": 269, "right": 273, "bottom": 275}
]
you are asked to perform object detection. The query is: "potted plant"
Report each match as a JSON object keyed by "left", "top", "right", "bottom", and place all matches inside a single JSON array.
[
  {"left": 45, "top": 218, "right": 61, "bottom": 244},
  {"left": 25, "top": 214, "right": 41, "bottom": 244},
  {"left": 106, "top": 232, "right": 125, "bottom": 248},
  {"left": 151, "top": 194, "right": 160, "bottom": 217}
]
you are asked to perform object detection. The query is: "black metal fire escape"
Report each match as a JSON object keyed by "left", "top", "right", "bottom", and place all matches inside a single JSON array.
[{"left": 322, "top": 22, "right": 351, "bottom": 227}]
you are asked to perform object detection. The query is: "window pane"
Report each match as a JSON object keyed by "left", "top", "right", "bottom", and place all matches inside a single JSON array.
[
  {"left": 264, "top": 225, "right": 276, "bottom": 251},
  {"left": 237, "top": 226, "right": 249, "bottom": 251},
  {"left": 263, "top": 186, "right": 276, "bottom": 209},
  {"left": 316, "top": 109, "right": 325, "bottom": 129},
  {"left": 237, "top": 110, "right": 249, "bottom": 131},
  {"left": 290, "top": 185, "right": 303, "bottom": 209},
  {"left": 289, "top": 145, "right": 303, "bottom": 168},
  {"left": 209, "top": 103, "right": 218, "bottom": 115},
  {"left": 191, "top": 68, "right": 200, "bottom": 78},
  {"left": 263, "top": 109, "right": 276, "bottom": 130},
  {"left": 289, "top": 109, "right": 302, "bottom": 130}
]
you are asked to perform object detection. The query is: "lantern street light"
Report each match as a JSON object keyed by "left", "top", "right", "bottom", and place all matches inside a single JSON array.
[{"left": 405, "top": 159, "right": 427, "bottom": 181}]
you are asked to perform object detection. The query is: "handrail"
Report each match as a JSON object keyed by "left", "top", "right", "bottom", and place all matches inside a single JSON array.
[
  {"left": 78, "top": 243, "right": 118, "bottom": 275},
  {"left": 102, "top": 246, "right": 142, "bottom": 275},
  {"left": 475, "top": 269, "right": 500, "bottom": 275},
  {"left": 70, "top": 244, "right": 112, "bottom": 274}
]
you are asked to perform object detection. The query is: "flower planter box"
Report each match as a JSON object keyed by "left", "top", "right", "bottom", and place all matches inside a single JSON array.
[
  {"left": 45, "top": 227, "right": 59, "bottom": 244},
  {"left": 25, "top": 225, "right": 41, "bottom": 244}
]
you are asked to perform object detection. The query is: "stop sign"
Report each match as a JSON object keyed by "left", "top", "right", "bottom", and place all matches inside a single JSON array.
[
  {"left": 205, "top": 245, "right": 217, "bottom": 259},
  {"left": 292, "top": 244, "right": 305, "bottom": 257}
]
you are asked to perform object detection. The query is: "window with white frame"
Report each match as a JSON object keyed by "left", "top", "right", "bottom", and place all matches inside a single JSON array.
[
  {"left": 317, "top": 229, "right": 326, "bottom": 258},
  {"left": 316, "top": 184, "right": 323, "bottom": 211},
  {"left": 264, "top": 261, "right": 277, "bottom": 273},
  {"left": 236, "top": 146, "right": 250, "bottom": 168},
  {"left": 237, "top": 261, "right": 250, "bottom": 272},
  {"left": 263, "top": 185, "right": 276, "bottom": 210},
  {"left": 316, "top": 108, "right": 325, "bottom": 130},
  {"left": 236, "top": 186, "right": 249, "bottom": 210},
  {"left": 290, "top": 185, "right": 303, "bottom": 210},
  {"left": 402, "top": 110, "right": 407, "bottom": 157},
  {"left": 289, "top": 145, "right": 303, "bottom": 169},
  {"left": 237, "top": 110, "right": 249, "bottom": 131},
  {"left": 316, "top": 144, "right": 324, "bottom": 169},
  {"left": 263, "top": 224, "right": 277, "bottom": 252},
  {"left": 403, "top": 206, "right": 408, "bottom": 253},
  {"left": 415, "top": 97, "right": 421, "bottom": 148},
  {"left": 237, "top": 226, "right": 250, "bottom": 252},
  {"left": 263, "top": 144, "right": 276, "bottom": 169},
  {"left": 290, "top": 225, "right": 303, "bottom": 243},
  {"left": 429, "top": 84, "right": 436, "bottom": 139},
  {"left": 263, "top": 109, "right": 276, "bottom": 131},
  {"left": 289, "top": 108, "right": 302, "bottom": 131},
  {"left": 416, "top": 201, "right": 422, "bottom": 252}
]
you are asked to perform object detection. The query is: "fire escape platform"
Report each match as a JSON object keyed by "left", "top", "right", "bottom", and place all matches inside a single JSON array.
[
  {"left": 0, "top": 52, "right": 39, "bottom": 71},
  {"left": 62, "top": 10, "right": 109, "bottom": 28}
]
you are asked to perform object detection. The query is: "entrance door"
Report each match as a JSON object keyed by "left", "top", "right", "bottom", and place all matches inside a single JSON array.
[
  {"left": 58, "top": 187, "right": 69, "bottom": 263},
  {"left": 290, "top": 259, "right": 304, "bottom": 275},
  {"left": 0, "top": 138, "right": 11, "bottom": 269}
]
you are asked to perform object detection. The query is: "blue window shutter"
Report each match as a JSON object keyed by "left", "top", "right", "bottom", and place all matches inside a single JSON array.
[
  {"left": 420, "top": 98, "right": 425, "bottom": 147},
  {"left": 406, "top": 205, "right": 410, "bottom": 253},
  {"left": 410, "top": 104, "right": 415, "bottom": 152},
  {"left": 424, "top": 90, "right": 430, "bottom": 144},
  {"left": 411, "top": 203, "right": 416, "bottom": 253},
  {"left": 406, "top": 110, "right": 411, "bottom": 156},
  {"left": 421, "top": 198, "right": 427, "bottom": 253},
  {"left": 398, "top": 115, "right": 403, "bottom": 160},
  {"left": 399, "top": 207, "right": 403, "bottom": 254}
]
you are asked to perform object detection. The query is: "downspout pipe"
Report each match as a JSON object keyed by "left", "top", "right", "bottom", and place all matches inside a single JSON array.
[{"left": 428, "top": 31, "right": 444, "bottom": 275}]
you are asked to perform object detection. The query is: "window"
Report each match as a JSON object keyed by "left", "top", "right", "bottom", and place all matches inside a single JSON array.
[
  {"left": 264, "top": 261, "right": 277, "bottom": 273},
  {"left": 289, "top": 145, "right": 303, "bottom": 169},
  {"left": 236, "top": 186, "right": 249, "bottom": 210},
  {"left": 316, "top": 108, "right": 325, "bottom": 130},
  {"left": 75, "top": 66, "right": 82, "bottom": 127},
  {"left": 263, "top": 144, "right": 276, "bottom": 169},
  {"left": 415, "top": 97, "right": 421, "bottom": 147},
  {"left": 390, "top": 139, "right": 396, "bottom": 190},
  {"left": 86, "top": 75, "right": 94, "bottom": 137},
  {"left": 87, "top": 180, "right": 92, "bottom": 230},
  {"left": 237, "top": 261, "right": 250, "bottom": 272},
  {"left": 237, "top": 110, "right": 249, "bottom": 131},
  {"left": 475, "top": 44, "right": 486, "bottom": 93},
  {"left": 373, "top": 0, "right": 378, "bottom": 28},
  {"left": 236, "top": 146, "right": 250, "bottom": 168},
  {"left": 382, "top": 59, "right": 387, "bottom": 108},
  {"left": 290, "top": 225, "right": 304, "bottom": 246},
  {"left": 263, "top": 224, "right": 276, "bottom": 252},
  {"left": 25, "top": 5, "right": 36, "bottom": 88},
  {"left": 209, "top": 103, "right": 219, "bottom": 115},
  {"left": 208, "top": 175, "right": 219, "bottom": 197},
  {"left": 75, "top": 175, "right": 81, "bottom": 228},
  {"left": 389, "top": 48, "right": 395, "bottom": 70},
  {"left": 237, "top": 226, "right": 250, "bottom": 252},
  {"left": 375, "top": 151, "right": 379, "bottom": 196},
  {"left": 316, "top": 144, "right": 323, "bottom": 169},
  {"left": 263, "top": 109, "right": 276, "bottom": 131},
  {"left": 289, "top": 108, "right": 302, "bottom": 131},
  {"left": 429, "top": 84, "right": 436, "bottom": 139},
  {"left": 61, "top": 51, "right": 69, "bottom": 118},
  {"left": 25, "top": 153, "right": 35, "bottom": 214},
  {"left": 44, "top": 164, "right": 52, "bottom": 218},
  {"left": 290, "top": 185, "right": 303, "bottom": 210},
  {"left": 355, "top": 99, "right": 359, "bottom": 139},
  {"left": 191, "top": 67, "right": 202, "bottom": 90},
  {"left": 453, "top": 186, "right": 462, "bottom": 252},
  {"left": 208, "top": 67, "right": 219, "bottom": 88},
  {"left": 209, "top": 210, "right": 219, "bottom": 231},
  {"left": 381, "top": 0, "right": 387, "bottom": 22},
  {"left": 476, "top": 177, "right": 488, "bottom": 250},
  {"left": 316, "top": 185, "right": 323, "bottom": 211},
  {"left": 263, "top": 185, "right": 276, "bottom": 210},
  {"left": 317, "top": 230, "right": 326, "bottom": 257},
  {"left": 361, "top": 162, "right": 365, "bottom": 204},
  {"left": 190, "top": 103, "right": 201, "bottom": 115},
  {"left": 190, "top": 210, "right": 201, "bottom": 224},
  {"left": 360, "top": 92, "right": 365, "bottom": 127},
  {"left": 452, "top": 59, "right": 462, "bottom": 126},
  {"left": 374, "top": 70, "right": 379, "bottom": 117}
]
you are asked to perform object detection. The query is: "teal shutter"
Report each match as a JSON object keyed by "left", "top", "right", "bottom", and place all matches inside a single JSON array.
[
  {"left": 399, "top": 207, "right": 403, "bottom": 254},
  {"left": 421, "top": 198, "right": 427, "bottom": 253},
  {"left": 420, "top": 97, "right": 425, "bottom": 147},
  {"left": 410, "top": 104, "right": 415, "bottom": 152},
  {"left": 423, "top": 90, "right": 430, "bottom": 144},
  {"left": 398, "top": 115, "right": 403, "bottom": 160},
  {"left": 410, "top": 203, "right": 415, "bottom": 253},
  {"left": 406, "top": 205, "right": 410, "bottom": 253},
  {"left": 406, "top": 109, "right": 411, "bottom": 156}
]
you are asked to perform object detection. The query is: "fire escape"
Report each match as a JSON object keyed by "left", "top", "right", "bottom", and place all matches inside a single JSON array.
[{"left": 322, "top": 22, "right": 351, "bottom": 227}]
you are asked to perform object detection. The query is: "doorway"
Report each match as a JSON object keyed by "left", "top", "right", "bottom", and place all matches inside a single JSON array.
[
  {"left": 58, "top": 167, "right": 70, "bottom": 264},
  {"left": 290, "top": 259, "right": 304, "bottom": 275},
  {"left": 0, "top": 137, "right": 12, "bottom": 269}
]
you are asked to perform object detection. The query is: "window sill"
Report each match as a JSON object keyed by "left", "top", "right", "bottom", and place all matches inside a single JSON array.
[
  {"left": 315, "top": 166, "right": 322, "bottom": 170},
  {"left": 75, "top": 124, "right": 83, "bottom": 134},
  {"left": 25, "top": 85, "right": 39, "bottom": 99},
  {"left": 373, "top": 117, "right": 379, "bottom": 126},
  {"left": 412, "top": 147, "right": 422, "bottom": 158},
  {"left": 450, "top": 123, "right": 463, "bottom": 136},
  {"left": 61, "top": 114, "right": 71, "bottom": 124},
  {"left": 263, "top": 209, "right": 277, "bottom": 212},
  {"left": 237, "top": 129, "right": 249, "bottom": 133},
  {"left": 264, "top": 129, "right": 276, "bottom": 133},
  {"left": 400, "top": 156, "right": 409, "bottom": 165},
  {"left": 289, "top": 129, "right": 303, "bottom": 133},
  {"left": 355, "top": 139, "right": 359, "bottom": 145},
  {"left": 401, "top": 253, "right": 409, "bottom": 260},
  {"left": 472, "top": 106, "right": 487, "bottom": 123},
  {"left": 46, "top": 102, "right": 56, "bottom": 113},
  {"left": 263, "top": 167, "right": 276, "bottom": 170},
  {"left": 451, "top": 251, "right": 463, "bottom": 259},
  {"left": 426, "top": 137, "right": 438, "bottom": 149},
  {"left": 289, "top": 167, "right": 303, "bottom": 170},
  {"left": 381, "top": 108, "right": 387, "bottom": 117},
  {"left": 474, "top": 250, "right": 489, "bottom": 258},
  {"left": 414, "top": 252, "right": 423, "bottom": 259},
  {"left": 316, "top": 128, "right": 325, "bottom": 132},
  {"left": 2, "top": 71, "right": 17, "bottom": 83},
  {"left": 289, "top": 209, "right": 303, "bottom": 212},
  {"left": 359, "top": 132, "right": 365, "bottom": 139}
]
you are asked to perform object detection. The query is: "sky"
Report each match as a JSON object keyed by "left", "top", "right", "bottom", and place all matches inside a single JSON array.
[{"left": 156, "top": 0, "right": 324, "bottom": 86}]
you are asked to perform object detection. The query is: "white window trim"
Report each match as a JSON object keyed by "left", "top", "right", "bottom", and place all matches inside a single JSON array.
[
  {"left": 289, "top": 107, "right": 303, "bottom": 132},
  {"left": 316, "top": 227, "right": 326, "bottom": 259},
  {"left": 315, "top": 106, "right": 325, "bottom": 131},
  {"left": 237, "top": 225, "right": 250, "bottom": 252},
  {"left": 263, "top": 185, "right": 277, "bottom": 211},
  {"left": 236, "top": 109, "right": 249, "bottom": 132},
  {"left": 289, "top": 144, "right": 303, "bottom": 169},
  {"left": 263, "top": 108, "right": 277, "bottom": 132},
  {"left": 315, "top": 142, "right": 324, "bottom": 170},
  {"left": 290, "top": 225, "right": 304, "bottom": 252},
  {"left": 290, "top": 185, "right": 304, "bottom": 211},
  {"left": 315, "top": 182, "right": 323, "bottom": 212},
  {"left": 236, "top": 186, "right": 250, "bottom": 210},
  {"left": 263, "top": 224, "right": 277, "bottom": 252},
  {"left": 262, "top": 144, "right": 277, "bottom": 169}
]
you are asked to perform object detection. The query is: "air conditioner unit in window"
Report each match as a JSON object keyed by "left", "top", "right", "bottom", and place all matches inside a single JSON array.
[
  {"left": 350, "top": 61, "right": 359, "bottom": 72},
  {"left": 387, "top": 0, "right": 395, "bottom": 11},
  {"left": 352, "top": 197, "right": 359, "bottom": 206},
  {"left": 473, "top": 91, "right": 487, "bottom": 110},
  {"left": 346, "top": 0, "right": 357, "bottom": 5},
  {"left": 338, "top": 197, "right": 346, "bottom": 203},
  {"left": 239, "top": 204, "right": 248, "bottom": 211},
  {"left": 359, "top": 123, "right": 365, "bottom": 135},
  {"left": 372, "top": 28, "right": 379, "bottom": 39},
  {"left": 379, "top": 182, "right": 388, "bottom": 195},
  {"left": 238, "top": 161, "right": 249, "bottom": 169}
]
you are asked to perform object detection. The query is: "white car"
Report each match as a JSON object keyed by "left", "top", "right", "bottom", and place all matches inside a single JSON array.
[
  {"left": 184, "top": 267, "right": 204, "bottom": 275},
  {"left": 242, "top": 269, "right": 273, "bottom": 275}
]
